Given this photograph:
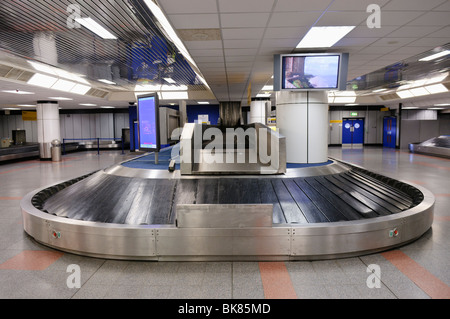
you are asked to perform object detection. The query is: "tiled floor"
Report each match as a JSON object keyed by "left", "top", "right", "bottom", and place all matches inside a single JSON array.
[{"left": 0, "top": 147, "right": 449, "bottom": 299}]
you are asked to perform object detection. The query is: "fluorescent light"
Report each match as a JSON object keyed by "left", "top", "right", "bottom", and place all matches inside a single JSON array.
[
  {"left": 198, "top": 102, "right": 210, "bottom": 104},
  {"left": 79, "top": 103, "right": 97, "bottom": 107},
  {"left": 1, "top": 90, "right": 34, "bottom": 95},
  {"left": 333, "top": 96, "right": 357, "bottom": 104},
  {"left": 70, "top": 84, "right": 91, "bottom": 95},
  {"left": 262, "top": 85, "right": 273, "bottom": 91},
  {"left": 296, "top": 26, "right": 355, "bottom": 48},
  {"left": 396, "top": 90, "right": 415, "bottom": 99},
  {"left": 256, "top": 93, "right": 271, "bottom": 98},
  {"left": 163, "top": 78, "right": 176, "bottom": 84},
  {"left": 402, "top": 107, "right": 419, "bottom": 110},
  {"left": 161, "top": 91, "right": 188, "bottom": 100},
  {"left": 28, "top": 61, "right": 57, "bottom": 75},
  {"left": 3, "top": 108, "right": 21, "bottom": 110},
  {"left": 434, "top": 103, "right": 450, "bottom": 106},
  {"left": 345, "top": 104, "right": 359, "bottom": 106},
  {"left": 28, "top": 61, "right": 90, "bottom": 85},
  {"left": 373, "top": 88, "right": 387, "bottom": 93},
  {"left": 17, "top": 104, "right": 36, "bottom": 107},
  {"left": 100, "top": 106, "right": 115, "bottom": 109},
  {"left": 429, "top": 107, "right": 445, "bottom": 110},
  {"left": 425, "top": 73, "right": 448, "bottom": 84},
  {"left": 98, "top": 79, "right": 116, "bottom": 85},
  {"left": 161, "top": 85, "right": 188, "bottom": 91},
  {"left": 27, "top": 73, "right": 58, "bottom": 88},
  {"left": 75, "top": 17, "right": 117, "bottom": 39},
  {"left": 419, "top": 50, "right": 450, "bottom": 62},
  {"left": 48, "top": 97, "right": 73, "bottom": 101},
  {"left": 424, "top": 84, "right": 448, "bottom": 94},
  {"left": 52, "top": 79, "right": 76, "bottom": 91},
  {"left": 410, "top": 87, "right": 430, "bottom": 97}
]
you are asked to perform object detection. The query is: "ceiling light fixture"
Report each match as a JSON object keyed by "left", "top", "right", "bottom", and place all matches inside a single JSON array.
[
  {"left": 79, "top": 103, "right": 97, "bottom": 107},
  {"left": 52, "top": 79, "right": 76, "bottom": 91},
  {"left": 98, "top": 79, "right": 116, "bottom": 85},
  {"left": 70, "top": 84, "right": 91, "bottom": 95},
  {"left": 75, "top": 17, "right": 117, "bottom": 39},
  {"left": 48, "top": 97, "right": 73, "bottom": 101},
  {"left": 372, "top": 88, "right": 387, "bottom": 93},
  {"left": 163, "top": 78, "right": 176, "bottom": 84},
  {"left": 198, "top": 102, "right": 210, "bottom": 104},
  {"left": 296, "top": 26, "right": 355, "bottom": 48},
  {"left": 1, "top": 90, "right": 34, "bottom": 95},
  {"left": 424, "top": 84, "right": 448, "bottom": 94},
  {"left": 419, "top": 50, "right": 450, "bottom": 62},
  {"left": 27, "top": 73, "right": 58, "bottom": 88}
]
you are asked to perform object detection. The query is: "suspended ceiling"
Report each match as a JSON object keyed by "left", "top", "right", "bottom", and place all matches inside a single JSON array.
[{"left": 0, "top": 0, "right": 449, "bottom": 110}]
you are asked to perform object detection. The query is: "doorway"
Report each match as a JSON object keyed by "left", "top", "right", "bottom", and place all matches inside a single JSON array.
[{"left": 342, "top": 118, "right": 364, "bottom": 148}]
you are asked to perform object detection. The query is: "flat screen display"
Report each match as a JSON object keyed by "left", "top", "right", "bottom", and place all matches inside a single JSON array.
[
  {"left": 137, "top": 94, "right": 160, "bottom": 151},
  {"left": 282, "top": 54, "right": 341, "bottom": 90}
]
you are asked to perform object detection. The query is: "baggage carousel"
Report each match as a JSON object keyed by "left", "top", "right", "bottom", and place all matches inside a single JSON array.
[
  {"left": 409, "top": 135, "right": 450, "bottom": 159},
  {"left": 20, "top": 148, "right": 434, "bottom": 261}
]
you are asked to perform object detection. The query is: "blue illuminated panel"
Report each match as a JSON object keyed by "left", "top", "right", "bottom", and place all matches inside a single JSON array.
[{"left": 137, "top": 94, "right": 160, "bottom": 151}]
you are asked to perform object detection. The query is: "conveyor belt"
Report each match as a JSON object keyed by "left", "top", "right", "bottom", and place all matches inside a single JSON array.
[
  {"left": 40, "top": 170, "right": 416, "bottom": 226},
  {"left": 22, "top": 159, "right": 434, "bottom": 261}
]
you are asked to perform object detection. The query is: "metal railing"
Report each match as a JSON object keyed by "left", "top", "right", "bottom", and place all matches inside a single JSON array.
[{"left": 62, "top": 137, "right": 125, "bottom": 155}]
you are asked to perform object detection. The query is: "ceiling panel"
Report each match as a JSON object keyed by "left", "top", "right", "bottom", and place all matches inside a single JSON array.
[
  {"left": 382, "top": 0, "right": 447, "bottom": 11},
  {"left": 158, "top": 0, "right": 218, "bottom": 14},
  {"left": 221, "top": 28, "right": 265, "bottom": 40},
  {"left": 220, "top": 13, "right": 271, "bottom": 28},
  {"left": 167, "top": 14, "right": 220, "bottom": 29},
  {"left": 268, "top": 12, "right": 322, "bottom": 27},
  {"left": 218, "top": 0, "right": 275, "bottom": 13}
]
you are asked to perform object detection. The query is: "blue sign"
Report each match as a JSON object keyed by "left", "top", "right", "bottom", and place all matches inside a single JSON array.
[{"left": 137, "top": 94, "right": 160, "bottom": 151}]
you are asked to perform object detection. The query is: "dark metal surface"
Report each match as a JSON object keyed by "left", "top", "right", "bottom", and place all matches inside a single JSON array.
[{"left": 40, "top": 167, "right": 417, "bottom": 226}]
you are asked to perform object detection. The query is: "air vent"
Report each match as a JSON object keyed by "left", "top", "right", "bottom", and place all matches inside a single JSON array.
[
  {"left": 379, "top": 93, "right": 399, "bottom": 101},
  {"left": 0, "top": 64, "right": 35, "bottom": 82},
  {"left": 86, "top": 88, "right": 109, "bottom": 98},
  {"left": 0, "top": 64, "right": 14, "bottom": 77}
]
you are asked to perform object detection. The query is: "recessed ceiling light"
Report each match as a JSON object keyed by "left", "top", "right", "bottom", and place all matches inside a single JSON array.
[
  {"left": 424, "top": 84, "right": 448, "bottom": 94},
  {"left": 409, "top": 87, "right": 430, "bottom": 97},
  {"left": 372, "top": 88, "right": 387, "bottom": 93},
  {"left": 17, "top": 104, "right": 36, "bottom": 107},
  {"left": 98, "top": 79, "right": 116, "bottom": 85},
  {"left": 161, "top": 91, "right": 188, "bottom": 100},
  {"left": 100, "top": 106, "right": 115, "bottom": 109},
  {"left": 396, "top": 90, "right": 415, "bottom": 99},
  {"left": 198, "top": 102, "right": 210, "bottom": 104},
  {"left": 262, "top": 85, "right": 273, "bottom": 91},
  {"left": 429, "top": 107, "right": 445, "bottom": 110},
  {"left": 3, "top": 107, "right": 21, "bottom": 110},
  {"left": 49, "top": 97, "right": 73, "bottom": 101},
  {"left": 52, "top": 79, "right": 76, "bottom": 91},
  {"left": 256, "top": 93, "right": 271, "bottom": 98},
  {"left": 79, "top": 103, "right": 97, "bottom": 107},
  {"left": 75, "top": 17, "right": 117, "bottom": 39},
  {"left": 402, "top": 107, "right": 419, "bottom": 110},
  {"left": 1, "top": 90, "right": 35, "bottom": 95},
  {"left": 70, "top": 84, "right": 91, "bottom": 95},
  {"left": 27, "top": 73, "right": 58, "bottom": 88},
  {"left": 296, "top": 26, "right": 355, "bottom": 48},
  {"left": 434, "top": 103, "right": 450, "bottom": 106},
  {"left": 163, "top": 78, "right": 176, "bottom": 84},
  {"left": 419, "top": 50, "right": 450, "bottom": 62}
]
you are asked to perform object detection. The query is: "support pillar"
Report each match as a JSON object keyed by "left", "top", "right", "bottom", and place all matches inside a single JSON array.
[
  {"left": 36, "top": 101, "right": 60, "bottom": 160},
  {"left": 249, "top": 99, "right": 267, "bottom": 125},
  {"left": 276, "top": 91, "right": 328, "bottom": 164}
]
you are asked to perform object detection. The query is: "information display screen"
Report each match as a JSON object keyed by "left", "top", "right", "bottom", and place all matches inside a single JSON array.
[
  {"left": 137, "top": 93, "right": 160, "bottom": 151},
  {"left": 282, "top": 54, "right": 340, "bottom": 90}
]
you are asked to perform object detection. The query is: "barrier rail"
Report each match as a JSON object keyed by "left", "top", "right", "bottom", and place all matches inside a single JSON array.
[{"left": 62, "top": 137, "right": 124, "bottom": 155}]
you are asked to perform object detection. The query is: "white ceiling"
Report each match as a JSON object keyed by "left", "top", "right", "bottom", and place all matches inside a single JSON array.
[
  {"left": 0, "top": 0, "right": 449, "bottom": 110},
  {"left": 158, "top": 0, "right": 450, "bottom": 103}
]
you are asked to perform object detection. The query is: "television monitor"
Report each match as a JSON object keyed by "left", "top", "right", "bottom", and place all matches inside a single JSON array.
[
  {"left": 137, "top": 93, "right": 161, "bottom": 152},
  {"left": 274, "top": 53, "right": 349, "bottom": 91}
]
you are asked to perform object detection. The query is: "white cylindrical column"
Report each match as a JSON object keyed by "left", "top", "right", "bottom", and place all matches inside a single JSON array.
[
  {"left": 36, "top": 101, "right": 60, "bottom": 160},
  {"left": 276, "top": 91, "right": 328, "bottom": 164},
  {"left": 249, "top": 100, "right": 267, "bottom": 124}
]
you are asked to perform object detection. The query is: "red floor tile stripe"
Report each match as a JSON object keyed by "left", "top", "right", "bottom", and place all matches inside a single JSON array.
[
  {"left": 0, "top": 197, "right": 22, "bottom": 200},
  {"left": 259, "top": 262, "right": 297, "bottom": 299},
  {"left": 0, "top": 250, "right": 64, "bottom": 271},
  {"left": 382, "top": 250, "right": 450, "bottom": 299}
]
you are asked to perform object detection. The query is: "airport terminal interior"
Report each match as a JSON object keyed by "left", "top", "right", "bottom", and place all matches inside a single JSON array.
[{"left": 0, "top": 0, "right": 449, "bottom": 300}]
